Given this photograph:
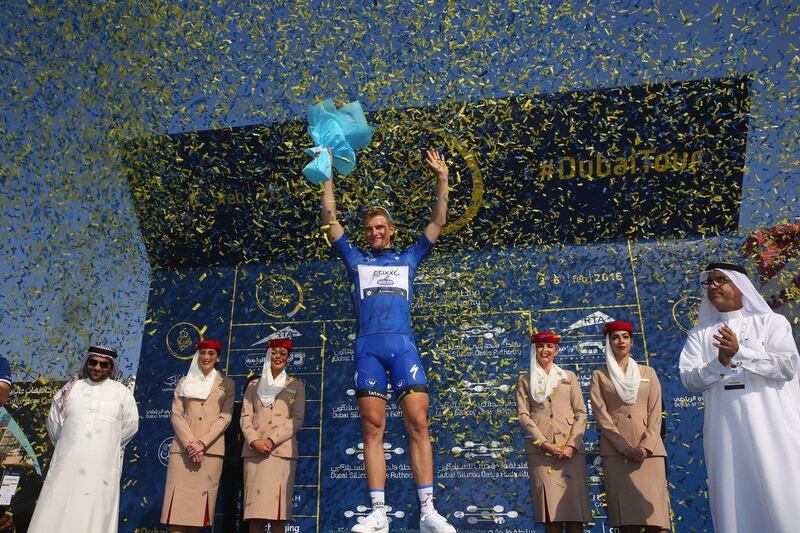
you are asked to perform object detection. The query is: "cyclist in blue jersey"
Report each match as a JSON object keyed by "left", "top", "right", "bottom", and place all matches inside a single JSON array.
[{"left": 320, "top": 148, "right": 454, "bottom": 533}]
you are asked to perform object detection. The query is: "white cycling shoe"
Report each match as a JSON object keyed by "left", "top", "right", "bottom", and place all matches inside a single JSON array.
[
  {"left": 419, "top": 509, "right": 456, "bottom": 533},
  {"left": 351, "top": 509, "right": 389, "bottom": 533}
]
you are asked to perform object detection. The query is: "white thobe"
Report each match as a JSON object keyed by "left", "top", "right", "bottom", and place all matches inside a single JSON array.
[
  {"left": 28, "top": 378, "right": 139, "bottom": 533},
  {"left": 679, "top": 310, "right": 800, "bottom": 533}
]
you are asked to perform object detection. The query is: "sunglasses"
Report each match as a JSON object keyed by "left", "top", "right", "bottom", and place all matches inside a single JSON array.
[
  {"left": 87, "top": 358, "right": 110, "bottom": 369},
  {"left": 701, "top": 276, "right": 731, "bottom": 289}
]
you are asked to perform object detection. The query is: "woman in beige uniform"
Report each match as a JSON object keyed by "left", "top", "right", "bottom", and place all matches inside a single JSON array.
[
  {"left": 240, "top": 337, "right": 306, "bottom": 533},
  {"left": 161, "top": 338, "right": 235, "bottom": 532},
  {"left": 589, "top": 321, "right": 670, "bottom": 533},
  {"left": 517, "top": 330, "right": 591, "bottom": 533}
]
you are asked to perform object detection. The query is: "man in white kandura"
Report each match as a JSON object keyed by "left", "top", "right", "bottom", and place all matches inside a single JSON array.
[
  {"left": 679, "top": 262, "right": 800, "bottom": 533},
  {"left": 28, "top": 345, "right": 139, "bottom": 533}
]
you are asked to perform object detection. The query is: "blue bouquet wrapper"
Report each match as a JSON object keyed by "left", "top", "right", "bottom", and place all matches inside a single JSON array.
[{"left": 302, "top": 98, "right": 374, "bottom": 184}]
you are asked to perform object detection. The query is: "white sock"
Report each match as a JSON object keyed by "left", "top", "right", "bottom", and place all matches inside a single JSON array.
[
  {"left": 369, "top": 489, "right": 386, "bottom": 513},
  {"left": 418, "top": 484, "right": 434, "bottom": 515}
]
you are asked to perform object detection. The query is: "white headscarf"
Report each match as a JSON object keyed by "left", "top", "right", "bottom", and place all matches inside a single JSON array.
[
  {"left": 697, "top": 267, "right": 773, "bottom": 327},
  {"left": 529, "top": 344, "right": 567, "bottom": 403},
  {"left": 180, "top": 351, "right": 218, "bottom": 400},
  {"left": 605, "top": 334, "right": 641, "bottom": 405},
  {"left": 256, "top": 347, "right": 287, "bottom": 407}
]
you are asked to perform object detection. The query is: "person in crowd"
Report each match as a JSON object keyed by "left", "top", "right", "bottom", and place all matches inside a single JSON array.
[
  {"left": 679, "top": 262, "right": 800, "bottom": 532},
  {"left": 240, "top": 338, "right": 306, "bottom": 533},
  {"left": 161, "top": 339, "right": 235, "bottom": 532},
  {"left": 28, "top": 345, "right": 139, "bottom": 533},
  {"left": 517, "top": 330, "right": 591, "bottom": 533},
  {"left": 589, "top": 322, "right": 669, "bottom": 533},
  {"left": 0, "top": 354, "right": 44, "bottom": 533}
]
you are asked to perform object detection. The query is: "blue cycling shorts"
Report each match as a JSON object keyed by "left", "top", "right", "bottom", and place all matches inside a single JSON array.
[{"left": 353, "top": 333, "right": 428, "bottom": 402}]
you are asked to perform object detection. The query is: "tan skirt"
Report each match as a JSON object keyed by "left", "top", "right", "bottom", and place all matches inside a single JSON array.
[
  {"left": 243, "top": 454, "right": 297, "bottom": 521},
  {"left": 527, "top": 452, "right": 592, "bottom": 523},
  {"left": 602, "top": 455, "right": 670, "bottom": 528},
  {"left": 161, "top": 452, "right": 224, "bottom": 526}
]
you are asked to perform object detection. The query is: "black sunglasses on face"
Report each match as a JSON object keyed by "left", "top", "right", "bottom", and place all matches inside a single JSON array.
[
  {"left": 87, "top": 358, "right": 110, "bottom": 369},
  {"left": 701, "top": 276, "right": 731, "bottom": 288}
]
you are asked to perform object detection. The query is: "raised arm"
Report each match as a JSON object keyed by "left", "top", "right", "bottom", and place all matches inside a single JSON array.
[
  {"left": 423, "top": 148, "right": 449, "bottom": 243},
  {"left": 320, "top": 176, "right": 345, "bottom": 243}
]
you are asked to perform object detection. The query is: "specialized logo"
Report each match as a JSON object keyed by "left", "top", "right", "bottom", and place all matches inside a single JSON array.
[
  {"left": 166, "top": 322, "right": 202, "bottom": 360},
  {"left": 158, "top": 437, "right": 174, "bottom": 467},
  {"left": 409, "top": 364, "right": 419, "bottom": 380},
  {"left": 454, "top": 504, "right": 518, "bottom": 525}
]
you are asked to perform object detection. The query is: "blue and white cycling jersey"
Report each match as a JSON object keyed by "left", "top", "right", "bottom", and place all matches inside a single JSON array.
[{"left": 332, "top": 233, "right": 433, "bottom": 337}]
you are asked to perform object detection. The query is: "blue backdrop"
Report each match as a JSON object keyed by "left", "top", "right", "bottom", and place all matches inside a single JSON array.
[
  {"left": 121, "top": 237, "right": 739, "bottom": 532},
  {"left": 120, "top": 77, "right": 753, "bottom": 532}
]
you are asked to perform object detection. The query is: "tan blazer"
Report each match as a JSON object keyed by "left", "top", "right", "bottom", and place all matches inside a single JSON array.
[
  {"left": 240, "top": 376, "right": 305, "bottom": 460},
  {"left": 169, "top": 373, "right": 235, "bottom": 456},
  {"left": 589, "top": 365, "right": 667, "bottom": 457},
  {"left": 517, "top": 370, "right": 587, "bottom": 455}
]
